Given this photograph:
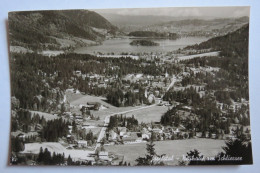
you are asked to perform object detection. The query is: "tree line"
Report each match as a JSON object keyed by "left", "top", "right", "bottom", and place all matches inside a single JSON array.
[{"left": 108, "top": 114, "right": 139, "bottom": 131}]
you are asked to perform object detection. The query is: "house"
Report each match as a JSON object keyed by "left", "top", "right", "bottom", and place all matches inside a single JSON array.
[
  {"left": 77, "top": 140, "right": 88, "bottom": 148},
  {"left": 163, "top": 132, "right": 172, "bottom": 139},
  {"left": 152, "top": 128, "right": 163, "bottom": 134},
  {"left": 74, "top": 70, "right": 82, "bottom": 76},
  {"left": 195, "top": 132, "right": 202, "bottom": 138},
  {"left": 122, "top": 132, "right": 139, "bottom": 143},
  {"left": 75, "top": 115, "right": 83, "bottom": 123},
  {"left": 108, "top": 130, "right": 118, "bottom": 141},
  {"left": 141, "top": 127, "right": 149, "bottom": 133},
  {"left": 98, "top": 151, "right": 112, "bottom": 161},
  {"left": 75, "top": 115, "right": 83, "bottom": 119},
  {"left": 87, "top": 102, "right": 101, "bottom": 110},
  {"left": 11, "top": 131, "right": 24, "bottom": 138},
  {"left": 133, "top": 89, "right": 139, "bottom": 93},
  {"left": 11, "top": 131, "right": 38, "bottom": 141},
  {"left": 229, "top": 105, "right": 235, "bottom": 112},
  {"left": 141, "top": 128, "right": 151, "bottom": 140},
  {"left": 154, "top": 90, "right": 160, "bottom": 97},
  {"left": 68, "top": 125, "right": 73, "bottom": 134},
  {"left": 225, "top": 134, "right": 237, "bottom": 140},
  {"left": 11, "top": 96, "right": 20, "bottom": 109},
  {"left": 234, "top": 117, "right": 240, "bottom": 124},
  {"left": 142, "top": 133, "right": 150, "bottom": 140},
  {"left": 158, "top": 100, "right": 170, "bottom": 106},
  {"left": 35, "top": 124, "right": 43, "bottom": 131},
  {"left": 147, "top": 94, "right": 155, "bottom": 104},
  {"left": 118, "top": 127, "right": 127, "bottom": 136},
  {"left": 67, "top": 135, "right": 76, "bottom": 144},
  {"left": 98, "top": 83, "right": 107, "bottom": 88},
  {"left": 173, "top": 128, "right": 181, "bottom": 134},
  {"left": 63, "top": 112, "right": 72, "bottom": 118},
  {"left": 139, "top": 79, "right": 148, "bottom": 84}
]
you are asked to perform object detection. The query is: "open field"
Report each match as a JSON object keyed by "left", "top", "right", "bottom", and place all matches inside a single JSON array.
[
  {"left": 21, "top": 142, "right": 95, "bottom": 160},
  {"left": 124, "top": 105, "right": 169, "bottom": 123},
  {"left": 67, "top": 93, "right": 147, "bottom": 120},
  {"left": 105, "top": 139, "right": 225, "bottom": 165},
  {"left": 177, "top": 51, "right": 220, "bottom": 62},
  {"left": 10, "top": 45, "right": 33, "bottom": 53},
  {"left": 66, "top": 91, "right": 85, "bottom": 103},
  {"left": 82, "top": 126, "right": 102, "bottom": 136},
  {"left": 30, "top": 111, "right": 59, "bottom": 121},
  {"left": 41, "top": 50, "right": 64, "bottom": 56}
]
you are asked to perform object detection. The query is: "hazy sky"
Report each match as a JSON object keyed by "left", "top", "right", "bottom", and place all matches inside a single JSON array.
[{"left": 94, "top": 6, "right": 250, "bottom": 18}]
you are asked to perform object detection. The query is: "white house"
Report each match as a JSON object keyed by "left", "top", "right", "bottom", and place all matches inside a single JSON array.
[
  {"left": 77, "top": 140, "right": 88, "bottom": 148},
  {"left": 142, "top": 133, "right": 150, "bottom": 140},
  {"left": 98, "top": 151, "right": 112, "bottom": 161}
]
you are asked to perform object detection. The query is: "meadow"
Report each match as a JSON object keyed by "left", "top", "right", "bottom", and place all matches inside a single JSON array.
[{"left": 105, "top": 138, "right": 225, "bottom": 165}]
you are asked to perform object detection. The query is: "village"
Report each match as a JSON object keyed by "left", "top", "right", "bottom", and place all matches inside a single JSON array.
[{"left": 10, "top": 48, "right": 251, "bottom": 166}]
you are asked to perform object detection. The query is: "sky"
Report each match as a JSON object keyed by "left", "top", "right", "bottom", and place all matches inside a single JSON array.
[{"left": 94, "top": 6, "right": 250, "bottom": 18}]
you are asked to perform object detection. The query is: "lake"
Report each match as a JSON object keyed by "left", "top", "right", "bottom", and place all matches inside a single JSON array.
[{"left": 74, "top": 37, "right": 209, "bottom": 54}]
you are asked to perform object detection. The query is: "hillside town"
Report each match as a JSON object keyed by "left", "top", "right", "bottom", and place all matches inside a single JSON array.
[{"left": 10, "top": 42, "right": 251, "bottom": 165}]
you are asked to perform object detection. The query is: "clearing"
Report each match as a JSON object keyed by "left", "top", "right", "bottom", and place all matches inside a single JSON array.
[
  {"left": 123, "top": 105, "right": 169, "bottom": 123},
  {"left": 30, "top": 111, "right": 59, "bottom": 121},
  {"left": 177, "top": 51, "right": 220, "bottom": 62},
  {"left": 21, "top": 142, "right": 95, "bottom": 161},
  {"left": 67, "top": 93, "right": 148, "bottom": 121}
]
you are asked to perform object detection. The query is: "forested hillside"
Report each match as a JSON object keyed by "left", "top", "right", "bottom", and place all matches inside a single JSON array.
[
  {"left": 146, "top": 17, "right": 249, "bottom": 37},
  {"left": 128, "top": 31, "right": 178, "bottom": 39},
  {"left": 186, "top": 24, "right": 249, "bottom": 87},
  {"left": 161, "top": 24, "right": 250, "bottom": 134},
  {"left": 10, "top": 52, "right": 181, "bottom": 110},
  {"left": 8, "top": 10, "right": 117, "bottom": 51},
  {"left": 185, "top": 24, "right": 249, "bottom": 58}
]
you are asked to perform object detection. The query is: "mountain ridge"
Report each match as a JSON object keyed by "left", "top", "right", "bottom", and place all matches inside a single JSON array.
[{"left": 8, "top": 10, "right": 117, "bottom": 51}]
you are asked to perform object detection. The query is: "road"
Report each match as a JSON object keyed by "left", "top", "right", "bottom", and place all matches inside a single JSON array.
[
  {"left": 95, "top": 104, "right": 157, "bottom": 150},
  {"left": 166, "top": 75, "right": 177, "bottom": 92}
]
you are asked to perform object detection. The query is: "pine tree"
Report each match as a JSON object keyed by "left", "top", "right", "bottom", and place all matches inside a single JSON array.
[
  {"left": 136, "top": 133, "right": 163, "bottom": 165},
  {"left": 67, "top": 155, "right": 73, "bottom": 165},
  {"left": 37, "top": 147, "right": 43, "bottom": 163},
  {"left": 11, "top": 137, "right": 24, "bottom": 152},
  {"left": 186, "top": 149, "right": 204, "bottom": 165}
]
